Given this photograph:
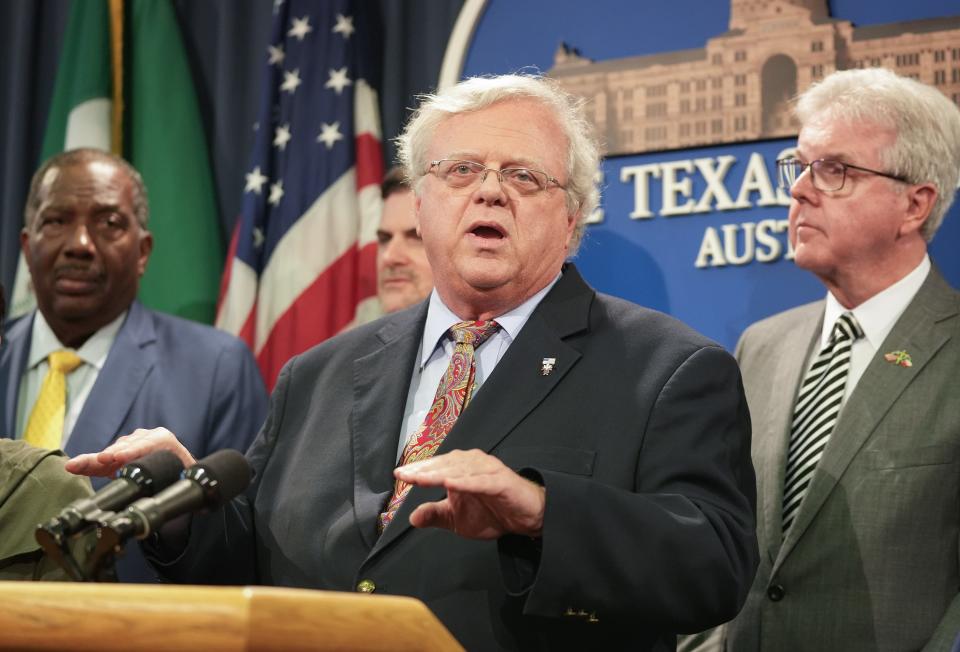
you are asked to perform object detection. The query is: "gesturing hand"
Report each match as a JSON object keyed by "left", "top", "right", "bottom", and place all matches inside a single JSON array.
[
  {"left": 395, "top": 449, "right": 545, "bottom": 539},
  {"left": 65, "top": 427, "right": 196, "bottom": 477}
]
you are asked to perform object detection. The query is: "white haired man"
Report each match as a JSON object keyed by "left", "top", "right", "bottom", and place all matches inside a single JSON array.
[
  {"left": 69, "top": 74, "right": 758, "bottom": 650},
  {"left": 687, "top": 67, "right": 960, "bottom": 651}
]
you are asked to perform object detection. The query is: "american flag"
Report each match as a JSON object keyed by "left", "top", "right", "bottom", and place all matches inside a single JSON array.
[{"left": 216, "top": 0, "right": 383, "bottom": 390}]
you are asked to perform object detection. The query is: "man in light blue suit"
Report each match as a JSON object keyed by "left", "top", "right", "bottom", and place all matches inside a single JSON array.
[{"left": 0, "top": 149, "right": 267, "bottom": 581}]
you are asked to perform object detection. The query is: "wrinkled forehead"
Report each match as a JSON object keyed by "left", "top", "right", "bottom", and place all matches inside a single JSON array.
[
  {"left": 38, "top": 160, "right": 129, "bottom": 204},
  {"left": 428, "top": 99, "right": 569, "bottom": 170}
]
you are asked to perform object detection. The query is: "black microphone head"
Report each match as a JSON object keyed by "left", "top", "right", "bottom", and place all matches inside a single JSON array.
[
  {"left": 119, "top": 450, "right": 185, "bottom": 496},
  {"left": 186, "top": 449, "right": 252, "bottom": 507}
]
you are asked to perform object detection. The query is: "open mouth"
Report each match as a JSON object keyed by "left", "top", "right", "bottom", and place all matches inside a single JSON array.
[{"left": 468, "top": 224, "right": 506, "bottom": 239}]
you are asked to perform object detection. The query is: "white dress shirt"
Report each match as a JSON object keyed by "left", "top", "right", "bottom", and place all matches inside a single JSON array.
[
  {"left": 16, "top": 310, "right": 127, "bottom": 446},
  {"left": 820, "top": 255, "right": 930, "bottom": 404},
  {"left": 396, "top": 275, "right": 561, "bottom": 461}
]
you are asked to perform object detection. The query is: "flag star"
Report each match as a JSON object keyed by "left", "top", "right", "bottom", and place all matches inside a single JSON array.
[
  {"left": 325, "top": 67, "right": 353, "bottom": 95},
  {"left": 245, "top": 166, "right": 268, "bottom": 194},
  {"left": 273, "top": 123, "right": 292, "bottom": 150},
  {"left": 288, "top": 15, "right": 313, "bottom": 41},
  {"left": 332, "top": 14, "right": 355, "bottom": 39},
  {"left": 269, "top": 180, "right": 285, "bottom": 206},
  {"left": 267, "top": 44, "right": 285, "bottom": 66},
  {"left": 316, "top": 122, "right": 344, "bottom": 149},
  {"left": 280, "top": 68, "right": 302, "bottom": 94},
  {"left": 252, "top": 227, "right": 265, "bottom": 249}
]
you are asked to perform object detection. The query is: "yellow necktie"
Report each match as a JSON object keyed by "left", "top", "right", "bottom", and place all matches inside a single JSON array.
[{"left": 23, "top": 350, "right": 84, "bottom": 450}]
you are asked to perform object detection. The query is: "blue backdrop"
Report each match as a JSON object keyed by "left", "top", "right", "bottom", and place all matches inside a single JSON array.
[{"left": 462, "top": 1, "right": 960, "bottom": 350}]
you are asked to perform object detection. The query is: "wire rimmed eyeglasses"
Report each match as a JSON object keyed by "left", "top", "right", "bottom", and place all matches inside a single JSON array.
[
  {"left": 427, "top": 159, "right": 566, "bottom": 196},
  {"left": 776, "top": 157, "right": 909, "bottom": 192}
]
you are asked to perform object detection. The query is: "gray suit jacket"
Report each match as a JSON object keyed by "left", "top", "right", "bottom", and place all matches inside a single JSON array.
[
  {"left": 724, "top": 268, "right": 960, "bottom": 651},
  {"left": 153, "top": 265, "right": 758, "bottom": 651}
]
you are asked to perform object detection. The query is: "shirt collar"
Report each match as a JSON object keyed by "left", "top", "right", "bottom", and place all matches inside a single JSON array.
[
  {"left": 419, "top": 273, "right": 562, "bottom": 369},
  {"left": 822, "top": 254, "right": 930, "bottom": 349},
  {"left": 28, "top": 309, "right": 128, "bottom": 371}
]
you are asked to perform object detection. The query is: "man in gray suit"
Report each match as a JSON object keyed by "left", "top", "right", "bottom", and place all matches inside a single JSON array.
[
  {"left": 691, "top": 68, "right": 960, "bottom": 651},
  {"left": 69, "top": 74, "right": 758, "bottom": 650}
]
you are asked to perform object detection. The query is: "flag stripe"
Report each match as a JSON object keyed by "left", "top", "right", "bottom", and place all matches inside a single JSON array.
[
  {"left": 64, "top": 99, "right": 112, "bottom": 150},
  {"left": 217, "top": 222, "right": 243, "bottom": 313},
  {"left": 356, "top": 132, "right": 385, "bottom": 191},
  {"left": 256, "top": 242, "right": 375, "bottom": 387},
  {"left": 253, "top": 174, "right": 376, "bottom": 351}
]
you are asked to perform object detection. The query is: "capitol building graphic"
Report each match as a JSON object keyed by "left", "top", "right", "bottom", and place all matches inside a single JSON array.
[{"left": 548, "top": 0, "right": 960, "bottom": 155}]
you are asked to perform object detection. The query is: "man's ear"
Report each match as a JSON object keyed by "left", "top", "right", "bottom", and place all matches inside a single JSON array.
[
  {"left": 138, "top": 231, "right": 154, "bottom": 277},
  {"left": 414, "top": 194, "right": 423, "bottom": 237},
  {"left": 20, "top": 228, "right": 31, "bottom": 264},
  {"left": 564, "top": 208, "right": 581, "bottom": 249},
  {"left": 899, "top": 182, "right": 937, "bottom": 238}
]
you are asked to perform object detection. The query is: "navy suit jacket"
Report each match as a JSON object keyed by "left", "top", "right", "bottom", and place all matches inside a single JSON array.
[
  {"left": 153, "top": 266, "right": 758, "bottom": 650},
  {"left": 0, "top": 300, "right": 268, "bottom": 580}
]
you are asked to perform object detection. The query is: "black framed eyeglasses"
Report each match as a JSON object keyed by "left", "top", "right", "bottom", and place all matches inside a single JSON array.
[
  {"left": 427, "top": 159, "right": 566, "bottom": 196},
  {"left": 776, "top": 157, "right": 909, "bottom": 192}
]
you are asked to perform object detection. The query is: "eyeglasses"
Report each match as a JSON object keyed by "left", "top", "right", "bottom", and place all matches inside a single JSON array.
[
  {"left": 427, "top": 159, "right": 566, "bottom": 196},
  {"left": 776, "top": 157, "right": 908, "bottom": 192}
]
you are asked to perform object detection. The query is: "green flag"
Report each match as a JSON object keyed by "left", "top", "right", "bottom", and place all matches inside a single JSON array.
[{"left": 12, "top": 0, "right": 222, "bottom": 323}]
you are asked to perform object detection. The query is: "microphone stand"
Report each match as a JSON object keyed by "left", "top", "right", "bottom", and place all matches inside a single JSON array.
[{"left": 35, "top": 511, "right": 120, "bottom": 582}]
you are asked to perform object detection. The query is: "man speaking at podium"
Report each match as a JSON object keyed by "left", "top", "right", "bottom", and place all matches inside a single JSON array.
[{"left": 69, "top": 74, "right": 758, "bottom": 650}]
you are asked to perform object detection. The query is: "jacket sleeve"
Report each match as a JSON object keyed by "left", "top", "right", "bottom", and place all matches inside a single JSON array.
[
  {"left": 200, "top": 337, "right": 269, "bottom": 457},
  {"left": 146, "top": 357, "right": 291, "bottom": 584}
]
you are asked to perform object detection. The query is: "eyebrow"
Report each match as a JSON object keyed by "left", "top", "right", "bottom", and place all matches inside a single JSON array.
[
  {"left": 795, "top": 148, "right": 854, "bottom": 163},
  {"left": 376, "top": 228, "right": 420, "bottom": 239},
  {"left": 42, "top": 201, "right": 126, "bottom": 214},
  {"left": 442, "top": 152, "right": 543, "bottom": 169}
]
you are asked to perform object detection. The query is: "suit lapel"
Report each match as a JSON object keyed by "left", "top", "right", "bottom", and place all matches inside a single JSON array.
[
  {"left": 0, "top": 314, "right": 33, "bottom": 437},
  {"left": 352, "top": 306, "right": 426, "bottom": 551},
  {"left": 64, "top": 303, "right": 157, "bottom": 457},
  {"left": 777, "top": 270, "right": 957, "bottom": 563},
  {"left": 371, "top": 266, "right": 592, "bottom": 556},
  {"left": 755, "top": 304, "right": 822, "bottom": 565}
]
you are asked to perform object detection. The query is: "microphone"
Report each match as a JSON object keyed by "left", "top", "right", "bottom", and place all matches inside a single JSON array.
[
  {"left": 41, "top": 449, "right": 185, "bottom": 541},
  {"left": 102, "top": 449, "right": 251, "bottom": 541}
]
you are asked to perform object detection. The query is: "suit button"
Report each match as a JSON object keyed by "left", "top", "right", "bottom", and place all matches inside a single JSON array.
[
  {"left": 767, "top": 584, "right": 785, "bottom": 602},
  {"left": 356, "top": 579, "right": 376, "bottom": 593}
]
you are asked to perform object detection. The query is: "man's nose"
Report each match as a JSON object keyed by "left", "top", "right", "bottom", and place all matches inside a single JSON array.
[
  {"left": 382, "top": 236, "right": 409, "bottom": 265},
  {"left": 790, "top": 167, "right": 818, "bottom": 204},
  {"left": 475, "top": 169, "right": 507, "bottom": 206},
  {"left": 63, "top": 222, "right": 96, "bottom": 256}
]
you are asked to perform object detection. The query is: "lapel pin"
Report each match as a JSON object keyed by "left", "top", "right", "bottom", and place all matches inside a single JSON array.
[
  {"left": 541, "top": 357, "right": 556, "bottom": 376},
  {"left": 883, "top": 350, "right": 913, "bottom": 368}
]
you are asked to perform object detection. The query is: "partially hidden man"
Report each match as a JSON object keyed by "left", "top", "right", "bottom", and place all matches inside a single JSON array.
[
  {"left": 0, "top": 149, "right": 268, "bottom": 581},
  {"left": 69, "top": 75, "right": 758, "bottom": 650},
  {"left": 686, "top": 68, "right": 960, "bottom": 652}
]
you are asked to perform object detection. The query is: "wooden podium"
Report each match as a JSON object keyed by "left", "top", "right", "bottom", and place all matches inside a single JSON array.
[{"left": 0, "top": 582, "right": 464, "bottom": 651}]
